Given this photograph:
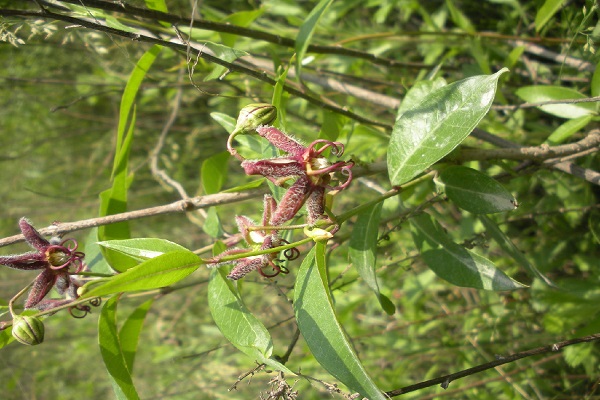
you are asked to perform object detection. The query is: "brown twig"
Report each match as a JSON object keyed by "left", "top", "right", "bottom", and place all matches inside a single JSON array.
[{"left": 385, "top": 332, "right": 600, "bottom": 397}]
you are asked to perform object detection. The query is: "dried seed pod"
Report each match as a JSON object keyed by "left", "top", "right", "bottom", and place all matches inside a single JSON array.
[{"left": 12, "top": 315, "right": 45, "bottom": 345}]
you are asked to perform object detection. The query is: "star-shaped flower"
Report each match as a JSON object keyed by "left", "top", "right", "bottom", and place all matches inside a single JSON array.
[{"left": 0, "top": 218, "right": 90, "bottom": 315}]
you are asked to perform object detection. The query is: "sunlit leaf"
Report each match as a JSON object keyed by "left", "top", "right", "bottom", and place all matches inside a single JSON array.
[
  {"left": 81, "top": 251, "right": 201, "bottom": 299},
  {"left": 207, "top": 268, "right": 293, "bottom": 374},
  {"left": 411, "top": 213, "right": 526, "bottom": 290},
  {"left": 98, "top": 238, "right": 190, "bottom": 263},
  {"left": 435, "top": 166, "right": 517, "bottom": 214},
  {"left": 546, "top": 115, "right": 592, "bottom": 145},
  {"left": 388, "top": 69, "right": 507, "bottom": 186},
  {"left": 295, "top": 0, "right": 333, "bottom": 80},
  {"left": 349, "top": 203, "right": 395, "bottom": 315},
  {"left": 99, "top": 296, "right": 140, "bottom": 400},
  {"left": 515, "top": 85, "right": 596, "bottom": 119},
  {"left": 294, "top": 244, "right": 387, "bottom": 399}
]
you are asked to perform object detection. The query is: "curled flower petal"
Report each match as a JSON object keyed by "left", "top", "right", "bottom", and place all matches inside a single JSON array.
[{"left": 19, "top": 218, "right": 50, "bottom": 252}]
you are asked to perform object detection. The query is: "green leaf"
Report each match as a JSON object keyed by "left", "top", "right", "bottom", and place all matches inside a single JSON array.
[
  {"left": 388, "top": 69, "right": 508, "bottom": 186},
  {"left": 0, "top": 328, "right": 15, "bottom": 350},
  {"left": 81, "top": 251, "right": 201, "bottom": 299},
  {"left": 445, "top": 0, "right": 475, "bottom": 34},
  {"left": 479, "top": 215, "right": 557, "bottom": 288},
  {"left": 546, "top": 115, "right": 593, "bottom": 145},
  {"left": 207, "top": 268, "right": 293, "bottom": 374},
  {"left": 515, "top": 86, "right": 596, "bottom": 119},
  {"left": 222, "top": 178, "right": 265, "bottom": 193},
  {"left": 144, "top": 0, "right": 168, "bottom": 13},
  {"left": 119, "top": 298, "right": 154, "bottom": 372},
  {"left": 210, "top": 111, "right": 236, "bottom": 132},
  {"left": 201, "top": 151, "right": 230, "bottom": 195},
  {"left": 99, "top": 296, "right": 140, "bottom": 400},
  {"left": 592, "top": 62, "right": 600, "bottom": 98},
  {"left": 203, "top": 42, "right": 249, "bottom": 82},
  {"left": 535, "top": 0, "right": 565, "bottom": 32},
  {"left": 202, "top": 207, "right": 224, "bottom": 238},
  {"left": 349, "top": 203, "right": 395, "bottom": 315},
  {"left": 294, "top": 244, "right": 387, "bottom": 399},
  {"left": 99, "top": 45, "right": 162, "bottom": 272},
  {"left": 396, "top": 77, "right": 447, "bottom": 120},
  {"left": 295, "top": 0, "right": 333, "bottom": 80},
  {"left": 435, "top": 166, "right": 517, "bottom": 214},
  {"left": 98, "top": 238, "right": 191, "bottom": 263},
  {"left": 410, "top": 213, "right": 526, "bottom": 291},
  {"left": 318, "top": 109, "right": 346, "bottom": 142},
  {"left": 219, "top": 9, "right": 264, "bottom": 47}
]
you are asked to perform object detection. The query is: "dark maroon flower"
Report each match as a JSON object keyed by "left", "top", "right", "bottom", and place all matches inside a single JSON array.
[
  {"left": 207, "top": 195, "right": 298, "bottom": 280},
  {"left": 232, "top": 126, "right": 354, "bottom": 226},
  {"left": 0, "top": 218, "right": 90, "bottom": 315}
]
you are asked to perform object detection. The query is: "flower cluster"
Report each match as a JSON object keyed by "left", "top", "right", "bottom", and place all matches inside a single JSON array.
[
  {"left": 0, "top": 218, "right": 94, "bottom": 317},
  {"left": 208, "top": 104, "right": 353, "bottom": 280}
]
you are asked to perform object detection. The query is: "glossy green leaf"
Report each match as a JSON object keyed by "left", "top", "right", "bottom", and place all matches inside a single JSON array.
[
  {"left": 535, "top": 0, "right": 565, "bottom": 32},
  {"left": 515, "top": 85, "right": 596, "bottom": 119},
  {"left": 411, "top": 213, "right": 526, "bottom": 291},
  {"left": 546, "top": 115, "right": 593, "bottom": 145},
  {"left": 99, "top": 296, "right": 140, "bottom": 400},
  {"left": 295, "top": 0, "right": 333, "bottom": 80},
  {"left": 81, "top": 251, "right": 201, "bottom": 299},
  {"left": 201, "top": 151, "right": 230, "bottom": 195},
  {"left": 479, "top": 215, "right": 557, "bottom": 288},
  {"left": 396, "top": 77, "right": 447, "bottom": 120},
  {"left": 294, "top": 244, "right": 387, "bottom": 399},
  {"left": 119, "top": 298, "right": 154, "bottom": 372},
  {"left": 435, "top": 166, "right": 517, "bottom": 214},
  {"left": 98, "top": 238, "right": 190, "bottom": 263},
  {"left": 207, "top": 268, "right": 293, "bottom": 374},
  {"left": 349, "top": 203, "right": 395, "bottom": 315},
  {"left": 388, "top": 69, "right": 507, "bottom": 186}
]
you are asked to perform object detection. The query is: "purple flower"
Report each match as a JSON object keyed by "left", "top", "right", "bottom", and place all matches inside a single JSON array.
[
  {"left": 0, "top": 218, "right": 91, "bottom": 316},
  {"left": 234, "top": 126, "right": 354, "bottom": 226},
  {"left": 207, "top": 195, "right": 299, "bottom": 280}
]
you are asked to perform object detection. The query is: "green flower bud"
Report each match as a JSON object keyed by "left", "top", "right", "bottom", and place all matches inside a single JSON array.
[
  {"left": 12, "top": 315, "right": 45, "bottom": 346},
  {"left": 228, "top": 103, "right": 277, "bottom": 160},
  {"left": 233, "top": 103, "right": 277, "bottom": 135}
]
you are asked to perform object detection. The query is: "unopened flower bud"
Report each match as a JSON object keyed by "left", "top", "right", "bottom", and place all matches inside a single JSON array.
[
  {"left": 304, "top": 226, "right": 333, "bottom": 242},
  {"left": 12, "top": 315, "right": 45, "bottom": 345},
  {"left": 234, "top": 103, "right": 277, "bottom": 135}
]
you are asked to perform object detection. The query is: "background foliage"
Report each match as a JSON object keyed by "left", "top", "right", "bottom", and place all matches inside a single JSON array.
[{"left": 0, "top": 0, "right": 599, "bottom": 399}]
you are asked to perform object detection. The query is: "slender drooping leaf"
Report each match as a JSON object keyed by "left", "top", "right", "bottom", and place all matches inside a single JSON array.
[
  {"left": 99, "top": 45, "right": 162, "bottom": 272},
  {"left": 388, "top": 69, "right": 507, "bottom": 186},
  {"left": 411, "top": 213, "right": 526, "bottom": 291},
  {"left": 294, "top": 244, "right": 387, "bottom": 400},
  {"left": 435, "top": 166, "right": 517, "bottom": 214},
  {"left": 515, "top": 85, "right": 596, "bottom": 119},
  {"left": 295, "top": 0, "right": 333, "bottom": 80},
  {"left": 81, "top": 251, "right": 201, "bottom": 299},
  {"left": 479, "top": 215, "right": 557, "bottom": 288},
  {"left": 98, "top": 238, "right": 191, "bottom": 263},
  {"left": 119, "top": 298, "right": 154, "bottom": 372},
  {"left": 207, "top": 269, "right": 293, "bottom": 374},
  {"left": 349, "top": 203, "right": 395, "bottom": 315},
  {"left": 535, "top": 0, "right": 566, "bottom": 32},
  {"left": 99, "top": 296, "right": 140, "bottom": 400},
  {"left": 546, "top": 115, "right": 593, "bottom": 145}
]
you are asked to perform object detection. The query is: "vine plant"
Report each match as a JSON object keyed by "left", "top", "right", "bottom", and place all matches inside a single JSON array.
[{"left": 1, "top": 1, "right": 599, "bottom": 399}]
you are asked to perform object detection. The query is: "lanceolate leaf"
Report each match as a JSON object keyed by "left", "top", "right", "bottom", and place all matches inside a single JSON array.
[
  {"left": 435, "top": 166, "right": 517, "bottom": 214},
  {"left": 294, "top": 244, "right": 387, "bottom": 400},
  {"left": 119, "top": 298, "right": 155, "bottom": 372},
  {"left": 349, "top": 203, "right": 395, "bottom": 315},
  {"left": 81, "top": 251, "right": 201, "bottom": 299},
  {"left": 411, "top": 213, "right": 526, "bottom": 291},
  {"left": 388, "top": 69, "right": 508, "bottom": 186},
  {"left": 98, "top": 238, "right": 191, "bottom": 263},
  {"left": 515, "top": 85, "right": 597, "bottom": 119},
  {"left": 479, "top": 215, "right": 557, "bottom": 288},
  {"left": 207, "top": 269, "right": 293, "bottom": 374},
  {"left": 295, "top": 0, "right": 333, "bottom": 80},
  {"left": 99, "top": 296, "right": 140, "bottom": 400}
]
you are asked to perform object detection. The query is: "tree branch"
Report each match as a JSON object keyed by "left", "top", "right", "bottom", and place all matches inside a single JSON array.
[{"left": 385, "top": 332, "right": 600, "bottom": 397}]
